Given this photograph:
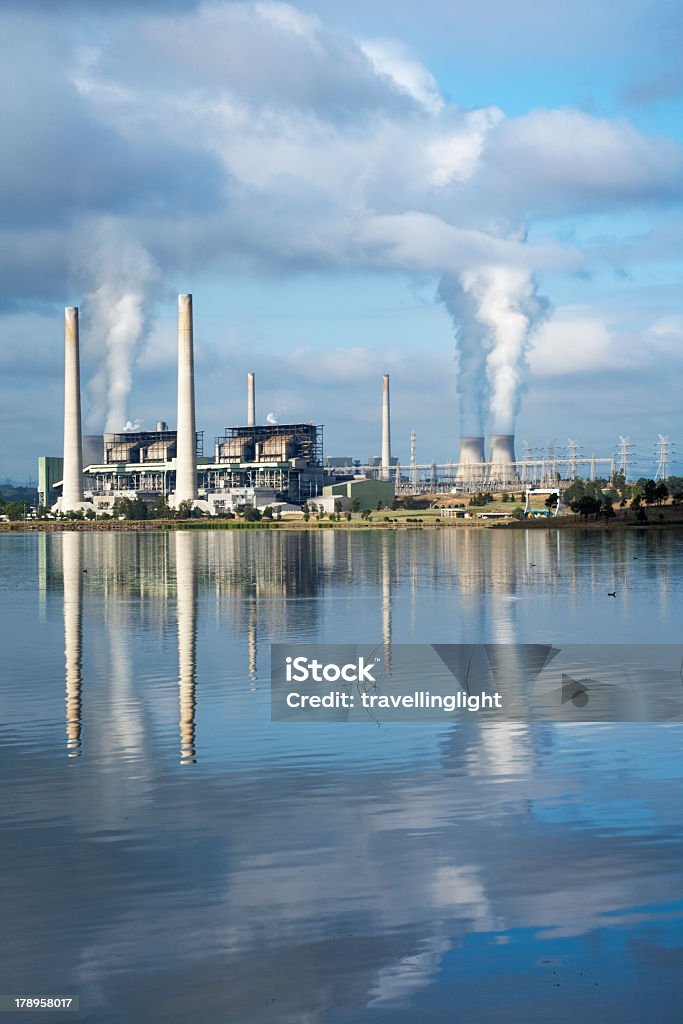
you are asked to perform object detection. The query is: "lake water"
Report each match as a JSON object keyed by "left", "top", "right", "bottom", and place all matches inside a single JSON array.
[{"left": 1, "top": 528, "right": 683, "bottom": 1022}]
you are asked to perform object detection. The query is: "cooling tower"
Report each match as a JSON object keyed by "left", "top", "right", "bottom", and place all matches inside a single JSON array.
[
  {"left": 381, "top": 374, "right": 391, "bottom": 481},
  {"left": 174, "top": 294, "right": 198, "bottom": 504},
  {"left": 247, "top": 372, "right": 255, "bottom": 427},
  {"left": 456, "top": 436, "right": 486, "bottom": 483},
  {"left": 61, "top": 307, "right": 85, "bottom": 511},
  {"left": 488, "top": 434, "right": 517, "bottom": 484}
]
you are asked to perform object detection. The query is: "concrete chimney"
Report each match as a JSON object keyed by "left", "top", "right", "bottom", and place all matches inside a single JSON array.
[
  {"left": 488, "top": 434, "right": 517, "bottom": 485},
  {"left": 456, "top": 436, "right": 486, "bottom": 484},
  {"left": 61, "top": 307, "right": 85, "bottom": 511},
  {"left": 175, "top": 294, "right": 198, "bottom": 504},
  {"left": 381, "top": 374, "right": 391, "bottom": 480},
  {"left": 247, "top": 371, "right": 255, "bottom": 427}
]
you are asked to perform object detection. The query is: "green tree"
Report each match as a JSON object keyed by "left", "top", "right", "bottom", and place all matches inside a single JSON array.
[
  {"left": 642, "top": 479, "right": 658, "bottom": 505},
  {"left": 113, "top": 497, "right": 149, "bottom": 520},
  {"left": 564, "top": 479, "right": 585, "bottom": 505},
  {"left": 654, "top": 482, "right": 669, "bottom": 506},
  {"left": 601, "top": 498, "right": 616, "bottom": 520},
  {"left": 149, "top": 496, "right": 171, "bottom": 519},
  {"left": 511, "top": 506, "right": 525, "bottom": 520},
  {"left": 350, "top": 497, "right": 361, "bottom": 513},
  {"left": 3, "top": 501, "right": 26, "bottom": 520},
  {"left": 611, "top": 470, "right": 626, "bottom": 494},
  {"left": 571, "top": 495, "right": 601, "bottom": 520}
]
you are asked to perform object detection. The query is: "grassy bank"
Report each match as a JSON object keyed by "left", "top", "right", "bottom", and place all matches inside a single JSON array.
[
  {"left": 3, "top": 509, "right": 683, "bottom": 533},
  {"left": 0, "top": 516, "right": 488, "bottom": 533}
]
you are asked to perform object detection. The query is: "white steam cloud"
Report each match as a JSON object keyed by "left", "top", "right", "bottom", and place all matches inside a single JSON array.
[
  {"left": 439, "top": 266, "right": 548, "bottom": 435},
  {"left": 78, "top": 224, "right": 161, "bottom": 433}
]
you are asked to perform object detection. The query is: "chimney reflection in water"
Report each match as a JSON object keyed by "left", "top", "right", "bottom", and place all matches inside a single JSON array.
[
  {"left": 62, "top": 532, "right": 82, "bottom": 758},
  {"left": 248, "top": 602, "right": 257, "bottom": 690},
  {"left": 380, "top": 533, "right": 392, "bottom": 669},
  {"left": 176, "top": 532, "right": 198, "bottom": 765}
]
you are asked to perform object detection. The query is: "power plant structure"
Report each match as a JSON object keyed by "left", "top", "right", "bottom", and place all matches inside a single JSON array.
[
  {"left": 381, "top": 374, "right": 391, "bottom": 481},
  {"left": 42, "top": 291, "right": 646, "bottom": 513},
  {"left": 56, "top": 307, "right": 93, "bottom": 515},
  {"left": 455, "top": 436, "right": 486, "bottom": 484},
  {"left": 46, "top": 294, "right": 347, "bottom": 515}
]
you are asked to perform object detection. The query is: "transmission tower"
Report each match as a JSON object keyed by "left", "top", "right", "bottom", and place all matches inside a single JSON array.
[
  {"left": 655, "top": 435, "right": 670, "bottom": 481},
  {"left": 546, "top": 439, "right": 557, "bottom": 482},
  {"left": 567, "top": 439, "right": 578, "bottom": 479},
  {"left": 410, "top": 431, "right": 418, "bottom": 489},
  {"left": 616, "top": 436, "right": 634, "bottom": 482},
  {"left": 521, "top": 440, "right": 533, "bottom": 483}
]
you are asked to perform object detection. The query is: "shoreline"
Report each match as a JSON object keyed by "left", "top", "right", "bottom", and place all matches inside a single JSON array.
[{"left": 2, "top": 515, "right": 683, "bottom": 533}]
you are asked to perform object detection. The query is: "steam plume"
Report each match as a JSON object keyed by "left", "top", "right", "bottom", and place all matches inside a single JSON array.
[
  {"left": 79, "top": 224, "right": 160, "bottom": 433},
  {"left": 439, "top": 265, "right": 548, "bottom": 434}
]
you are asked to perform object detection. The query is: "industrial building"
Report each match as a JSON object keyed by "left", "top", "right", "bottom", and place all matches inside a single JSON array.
[
  {"left": 43, "top": 291, "right": 626, "bottom": 511},
  {"left": 38, "top": 456, "right": 64, "bottom": 509},
  {"left": 44, "top": 294, "right": 353, "bottom": 515},
  {"left": 323, "top": 478, "right": 395, "bottom": 510}
]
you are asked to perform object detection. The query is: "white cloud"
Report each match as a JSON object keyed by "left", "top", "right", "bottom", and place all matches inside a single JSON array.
[
  {"left": 359, "top": 37, "right": 443, "bottom": 114},
  {"left": 528, "top": 309, "right": 618, "bottom": 377},
  {"left": 2, "top": 0, "right": 683, "bottom": 474}
]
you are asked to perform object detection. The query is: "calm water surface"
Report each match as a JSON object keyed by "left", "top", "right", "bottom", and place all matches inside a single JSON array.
[{"left": 1, "top": 528, "right": 683, "bottom": 1022}]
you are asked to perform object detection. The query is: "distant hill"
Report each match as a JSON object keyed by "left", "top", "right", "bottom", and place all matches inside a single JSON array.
[{"left": 0, "top": 484, "right": 39, "bottom": 505}]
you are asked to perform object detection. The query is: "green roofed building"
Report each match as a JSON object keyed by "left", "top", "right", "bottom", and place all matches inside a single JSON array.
[{"left": 323, "top": 477, "right": 394, "bottom": 510}]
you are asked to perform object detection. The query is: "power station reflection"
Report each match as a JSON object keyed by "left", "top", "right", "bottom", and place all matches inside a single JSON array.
[
  {"left": 176, "top": 532, "right": 198, "bottom": 765},
  {"left": 49, "top": 527, "right": 680, "bottom": 767},
  {"left": 62, "top": 532, "right": 82, "bottom": 757}
]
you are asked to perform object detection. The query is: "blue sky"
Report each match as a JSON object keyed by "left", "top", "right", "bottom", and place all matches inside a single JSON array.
[{"left": 1, "top": 0, "right": 682, "bottom": 480}]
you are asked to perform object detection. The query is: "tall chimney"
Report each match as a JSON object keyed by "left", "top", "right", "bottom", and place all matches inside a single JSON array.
[
  {"left": 175, "top": 294, "right": 197, "bottom": 503},
  {"left": 247, "top": 371, "right": 255, "bottom": 427},
  {"left": 61, "top": 307, "right": 85, "bottom": 510},
  {"left": 381, "top": 374, "right": 391, "bottom": 481}
]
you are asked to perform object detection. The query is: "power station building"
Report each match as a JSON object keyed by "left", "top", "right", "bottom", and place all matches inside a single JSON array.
[{"left": 44, "top": 294, "right": 340, "bottom": 515}]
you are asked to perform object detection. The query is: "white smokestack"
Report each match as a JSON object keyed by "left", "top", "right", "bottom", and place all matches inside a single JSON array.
[
  {"left": 61, "top": 307, "right": 85, "bottom": 510},
  {"left": 456, "top": 436, "right": 486, "bottom": 483},
  {"left": 488, "top": 434, "right": 517, "bottom": 484},
  {"left": 381, "top": 374, "right": 391, "bottom": 481},
  {"left": 175, "top": 294, "right": 198, "bottom": 503},
  {"left": 247, "top": 371, "right": 255, "bottom": 426}
]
